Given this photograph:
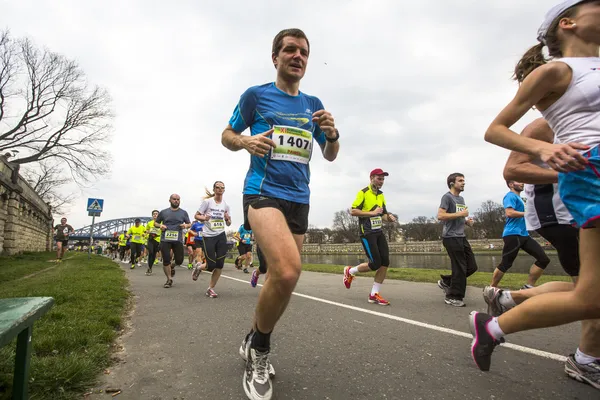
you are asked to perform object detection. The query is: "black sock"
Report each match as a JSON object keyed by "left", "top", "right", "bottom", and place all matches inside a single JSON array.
[{"left": 251, "top": 327, "right": 271, "bottom": 351}]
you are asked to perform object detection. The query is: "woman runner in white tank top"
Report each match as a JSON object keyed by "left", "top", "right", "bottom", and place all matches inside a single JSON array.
[{"left": 467, "top": 0, "right": 600, "bottom": 376}]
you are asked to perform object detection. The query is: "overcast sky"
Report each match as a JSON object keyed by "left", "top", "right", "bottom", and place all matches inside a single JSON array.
[{"left": 4, "top": 0, "right": 550, "bottom": 231}]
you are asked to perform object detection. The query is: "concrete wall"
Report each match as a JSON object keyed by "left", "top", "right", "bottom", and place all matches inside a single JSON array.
[
  {"left": 301, "top": 238, "right": 547, "bottom": 254},
  {"left": 0, "top": 156, "right": 53, "bottom": 255}
]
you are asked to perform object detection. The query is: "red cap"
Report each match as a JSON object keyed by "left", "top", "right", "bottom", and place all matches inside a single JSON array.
[{"left": 370, "top": 168, "right": 389, "bottom": 177}]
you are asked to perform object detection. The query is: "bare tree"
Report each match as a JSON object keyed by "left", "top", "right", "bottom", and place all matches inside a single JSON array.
[
  {"left": 332, "top": 209, "right": 360, "bottom": 243},
  {"left": 0, "top": 30, "right": 113, "bottom": 183},
  {"left": 401, "top": 216, "right": 442, "bottom": 241},
  {"left": 473, "top": 200, "right": 506, "bottom": 239},
  {"left": 21, "top": 160, "right": 77, "bottom": 214}
]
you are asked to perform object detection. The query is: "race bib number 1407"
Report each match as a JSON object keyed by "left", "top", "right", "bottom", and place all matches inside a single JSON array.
[{"left": 271, "top": 125, "right": 312, "bottom": 164}]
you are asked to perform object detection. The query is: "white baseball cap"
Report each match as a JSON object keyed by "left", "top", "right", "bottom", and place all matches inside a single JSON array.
[{"left": 537, "top": 0, "right": 585, "bottom": 43}]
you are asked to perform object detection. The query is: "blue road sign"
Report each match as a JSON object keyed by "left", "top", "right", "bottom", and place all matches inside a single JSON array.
[{"left": 87, "top": 198, "right": 104, "bottom": 212}]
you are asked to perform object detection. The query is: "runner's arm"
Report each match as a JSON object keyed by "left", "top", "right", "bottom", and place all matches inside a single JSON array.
[
  {"left": 505, "top": 208, "right": 525, "bottom": 218},
  {"left": 485, "top": 63, "right": 588, "bottom": 170},
  {"left": 503, "top": 118, "right": 558, "bottom": 184},
  {"left": 437, "top": 208, "right": 466, "bottom": 221},
  {"left": 195, "top": 211, "right": 211, "bottom": 222},
  {"left": 320, "top": 138, "right": 339, "bottom": 162},
  {"left": 350, "top": 209, "right": 378, "bottom": 217}
]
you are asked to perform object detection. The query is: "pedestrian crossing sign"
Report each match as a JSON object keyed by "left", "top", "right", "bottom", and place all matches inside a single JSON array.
[{"left": 87, "top": 198, "right": 104, "bottom": 212}]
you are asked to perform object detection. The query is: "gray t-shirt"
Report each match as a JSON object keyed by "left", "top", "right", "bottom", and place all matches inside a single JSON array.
[
  {"left": 440, "top": 192, "right": 467, "bottom": 238},
  {"left": 156, "top": 207, "right": 191, "bottom": 242}
]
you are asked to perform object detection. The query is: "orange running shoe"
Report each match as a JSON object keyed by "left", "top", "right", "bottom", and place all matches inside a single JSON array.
[
  {"left": 343, "top": 266, "right": 354, "bottom": 289},
  {"left": 368, "top": 292, "right": 390, "bottom": 306}
]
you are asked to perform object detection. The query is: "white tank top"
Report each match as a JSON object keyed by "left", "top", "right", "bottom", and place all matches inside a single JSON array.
[{"left": 540, "top": 57, "right": 600, "bottom": 147}]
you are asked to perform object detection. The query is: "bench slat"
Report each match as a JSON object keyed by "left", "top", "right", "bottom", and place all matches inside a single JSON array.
[{"left": 0, "top": 297, "right": 55, "bottom": 348}]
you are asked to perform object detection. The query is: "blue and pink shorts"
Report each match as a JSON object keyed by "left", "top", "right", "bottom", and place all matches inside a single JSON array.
[{"left": 558, "top": 146, "right": 600, "bottom": 229}]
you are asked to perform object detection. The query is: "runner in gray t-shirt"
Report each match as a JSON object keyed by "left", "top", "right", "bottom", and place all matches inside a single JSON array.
[
  {"left": 440, "top": 192, "right": 467, "bottom": 238},
  {"left": 155, "top": 194, "right": 191, "bottom": 288},
  {"left": 437, "top": 173, "right": 478, "bottom": 307}
]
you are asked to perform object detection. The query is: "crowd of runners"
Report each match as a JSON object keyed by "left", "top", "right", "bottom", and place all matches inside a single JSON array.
[{"left": 52, "top": 2, "right": 600, "bottom": 398}]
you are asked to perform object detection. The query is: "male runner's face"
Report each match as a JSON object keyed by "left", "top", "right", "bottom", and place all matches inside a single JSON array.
[
  {"left": 61, "top": 218, "right": 67, "bottom": 225},
  {"left": 152, "top": 211, "right": 159, "bottom": 219},
  {"left": 511, "top": 181, "right": 524, "bottom": 192},
  {"left": 274, "top": 36, "right": 309, "bottom": 81},
  {"left": 169, "top": 196, "right": 180, "bottom": 208},
  {"left": 371, "top": 175, "right": 385, "bottom": 190},
  {"left": 454, "top": 177, "right": 465, "bottom": 192}
]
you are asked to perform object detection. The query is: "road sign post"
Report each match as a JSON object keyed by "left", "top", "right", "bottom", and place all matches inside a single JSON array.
[{"left": 86, "top": 198, "right": 104, "bottom": 259}]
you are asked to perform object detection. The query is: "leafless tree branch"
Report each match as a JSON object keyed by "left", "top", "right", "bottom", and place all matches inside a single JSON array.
[{"left": 0, "top": 29, "right": 113, "bottom": 184}]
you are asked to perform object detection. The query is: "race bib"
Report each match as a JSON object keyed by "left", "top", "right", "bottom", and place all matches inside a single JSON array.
[
  {"left": 271, "top": 125, "right": 312, "bottom": 164},
  {"left": 456, "top": 204, "right": 468, "bottom": 213},
  {"left": 210, "top": 219, "right": 225, "bottom": 231},
  {"left": 164, "top": 230, "right": 179, "bottom": 242},
  {"left": 149, "top": 227, "right": 160, "bottom": 235},
  {"left": 370, "top": 216, "right": 382, "bottom": 230},
  {"left": 133, "top": 235, "right": 141, "bottom": 242}
]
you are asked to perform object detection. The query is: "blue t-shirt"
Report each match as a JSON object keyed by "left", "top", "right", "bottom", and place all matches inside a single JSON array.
[
  {"left": 237, "top": 225, "right": 252, "bottom": 245},
  {"left": 190, "top": 221, "right": 204, "bottom": 241},
  {"left": 228, "top": 82, "right": 327, "bottom": 204},
  {"left": 502, "top": 192, "right": 528, "bottom": 237}
]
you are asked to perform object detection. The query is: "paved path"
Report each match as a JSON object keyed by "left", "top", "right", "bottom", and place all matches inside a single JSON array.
[{"left": 90, "top": 262, "right": 596, "bottom": 399}]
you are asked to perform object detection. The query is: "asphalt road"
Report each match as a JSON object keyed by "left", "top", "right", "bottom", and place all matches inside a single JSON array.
[{"left": 89, "top": 261, "right": 596, "bottom": 400}]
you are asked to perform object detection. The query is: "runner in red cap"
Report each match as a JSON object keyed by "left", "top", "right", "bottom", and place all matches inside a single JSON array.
[{"left": 344, "top": 168, "right": 397, "bottom": 305}]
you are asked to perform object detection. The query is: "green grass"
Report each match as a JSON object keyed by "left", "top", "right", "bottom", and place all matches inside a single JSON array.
[
  {"left": 0, "top": 252, "right": 129, "bottom": 400},
  {"left": 0, "top": 252, "right": 61, "bottom": 283},
  {"left": 226, "top": 258, "right": 572, "bottom": 290}
]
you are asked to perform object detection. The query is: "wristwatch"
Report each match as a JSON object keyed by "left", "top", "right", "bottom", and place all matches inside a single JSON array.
[{"left": 326, "top": 129, "right": 339, "bottom": 143}]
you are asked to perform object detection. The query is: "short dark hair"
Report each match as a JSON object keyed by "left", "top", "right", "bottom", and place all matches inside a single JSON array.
[
  {"left": 152, "top": 209, "right": 159, "bottom": 214},
  {"left": 447, "top": 173, "right": 464, "bottom": 189},
  {"left": 506, "top": 180, "right": 514, "bottom": 188},
  {"left": 272, "top": 28, "right": 310, "bottom": 57}
]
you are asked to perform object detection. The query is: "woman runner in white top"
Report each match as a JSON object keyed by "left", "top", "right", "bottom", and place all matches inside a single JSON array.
[
  {"left": 194, "top": 181, "right": 231, "bottom": 298},
  {"left": 468, "top": 0, "right": 600, "bottom": 378}
]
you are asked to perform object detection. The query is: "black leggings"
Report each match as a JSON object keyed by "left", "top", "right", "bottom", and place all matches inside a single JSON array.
[
  {"left": 203, "top": 233, "right": 228, "bottom": 271},
  {"left": 537, "top": 224, "right": 580, "bottom": 277},
  {"left": 360, "top": 232, "right": 390, "bottom": 271},
  {"left": 497, "top": 235, "right": 550, "bottom": 273},
  {"left": 130, "top": 243, "right": 143, "bottom": 264},
  {"left": 161, "top": 241, "right": 184, "bottom": 266},
  {"left": 147, "top": 239, "right": 160, "bottom": 268},
  {"left": 119, "top": 246, "right": 127, "bottom": 260}
]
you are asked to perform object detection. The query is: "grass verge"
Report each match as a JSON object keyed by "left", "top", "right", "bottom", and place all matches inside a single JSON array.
[
  {"left": 0, "top": 252, "right": 129, "bottom": 400},
  {"left": 225, "top": 258, "right": 572, "bottom": 290}
]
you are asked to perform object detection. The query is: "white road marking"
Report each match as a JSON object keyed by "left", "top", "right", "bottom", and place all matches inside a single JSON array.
[{"left": 221, "top": 274, "right": 567, "bottom": 363}]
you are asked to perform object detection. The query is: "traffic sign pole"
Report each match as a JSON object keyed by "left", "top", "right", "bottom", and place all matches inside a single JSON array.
[
  {"left": 88, "top": 215, "right": 95, "bottom": 259},
  {"left": 86, "top": 198, "right": 104, "bottom": 259}
]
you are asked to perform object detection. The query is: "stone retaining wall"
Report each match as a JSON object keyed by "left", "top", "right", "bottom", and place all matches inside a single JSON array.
[{"left": 0, "top": 156, "right": 53, "bottom": 255}]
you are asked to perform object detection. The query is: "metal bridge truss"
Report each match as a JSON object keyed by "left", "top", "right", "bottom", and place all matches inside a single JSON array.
[{"left": 71, "top": 217, "right": 152, "bottom": 240}]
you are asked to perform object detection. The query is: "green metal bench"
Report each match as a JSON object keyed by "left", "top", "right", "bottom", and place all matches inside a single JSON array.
[{"left": 0, "top": 297, "right": 54, "bottom": 400}]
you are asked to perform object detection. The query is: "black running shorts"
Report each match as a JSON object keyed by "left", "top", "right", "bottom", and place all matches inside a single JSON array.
[{"left": 243, "top": 194, "right": 309, "bottom": 235}]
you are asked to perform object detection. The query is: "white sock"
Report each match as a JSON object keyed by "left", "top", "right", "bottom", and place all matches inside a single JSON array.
[
  {"left": 371, "top": 283, "right": 381, "bottom": 296},
  {"left": 575, "top": 348, "right": 598, "bottom": 365},
  {"left": 349, "top": 266, "right": 359, "bottom": 275},
  {"left": 499, "top": 291, "right": 516, "bottom": 308},
  {"left": 486, "top": 317, "right": 505, "bottom": 340}
]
